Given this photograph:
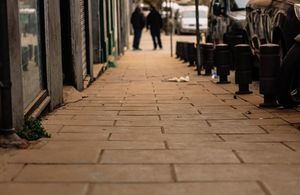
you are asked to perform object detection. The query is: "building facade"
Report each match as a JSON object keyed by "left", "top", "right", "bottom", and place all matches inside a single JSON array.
[{"left": 0, "top": 0, "right": 130, "bottom": 143}]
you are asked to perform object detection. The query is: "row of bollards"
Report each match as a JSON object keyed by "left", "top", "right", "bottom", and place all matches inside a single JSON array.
[{"left": 175, "top": 41, "right": 282, "bottom": 108}]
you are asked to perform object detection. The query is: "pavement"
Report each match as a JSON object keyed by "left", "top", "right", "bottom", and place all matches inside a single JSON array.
[{"left": 1, "top": 32, "right": 300, "bottom": 195}]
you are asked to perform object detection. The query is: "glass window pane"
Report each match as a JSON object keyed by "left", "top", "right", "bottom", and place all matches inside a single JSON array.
[{"left": 19, "top": 0, "right": 43, "bottom": 109}]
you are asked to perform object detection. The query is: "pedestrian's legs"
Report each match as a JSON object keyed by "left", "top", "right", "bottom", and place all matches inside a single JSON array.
[
  {"left": 133, "top": 29, "right": 141, "bottom": 49},
  {"left": 136, "top": 29, "right": 142, "bottom": 49},
  {"left": 151, "top": 30, "right": 157, "bottom": 49},
  {"left": 156, "top": 31, "right": 162, "bottom": 49}
]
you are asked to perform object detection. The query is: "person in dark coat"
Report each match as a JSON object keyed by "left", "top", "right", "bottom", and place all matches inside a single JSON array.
[
  {"left": 147, "top": 5, "right": 163, "bottom": 50},
  {"left": 131, "top": 6, "right": 145, "bottom": 50}
]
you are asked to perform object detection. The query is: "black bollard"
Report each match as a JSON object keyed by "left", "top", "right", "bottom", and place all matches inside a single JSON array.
[
  {"left": 176, "top": 41, "right": 180, "bottom": 59},
  {"left": 215, "top": 44, "right": 231, "bottom": 84},
  {"left": 187, "top": 42, "right": 196, "bottom": 66},
  {"left": 183, "top": 42, "right": 189, "bottom": 62},
  {"left": 224, "top": 33, "right": 246, "bottom": 70},
  {"left": 202, "top": 43, "right": 214, "bottom": 75},
  {"left": 177, "top": 42, "right": 184, "bottom": 60},
  {"left": 234, "top": 44, "right": 253, "bottom": 94},
  {"left": 259, "top": 44, "right": 280, "bottom": 107}
]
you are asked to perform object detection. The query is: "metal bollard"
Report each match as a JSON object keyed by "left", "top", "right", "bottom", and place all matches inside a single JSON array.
[
  {"left": 224, "top": 33, "right": 245, "bottom": 70},
  {"left": 259, "top": 44, "right": 280, "bottom": 107},
  {"left": 202, "top": 43, "right": 214, "bottom": 75},
  {"left": 215, "top": 44, "right": 231, "bottom": 84},
  {"left": 177, "top": 42, "right": 184, "bottom": 60},
  {"left": 0, "top": 81, "right": 2, "bottom": 130},
  {"left": 176, "top": 41, "right": 184, "bottom": 59},
  {"left": 176, "top": 41, "right": 180, "bottom": 58},
  {"left": 187, "top": 42, "right": 196, "bottom": 66},
  {"left": 183, "top": 42, "right": 189, "bottom": 62},
  {"left": 234, "top": 44, "right": 253, "bottom": 94}
]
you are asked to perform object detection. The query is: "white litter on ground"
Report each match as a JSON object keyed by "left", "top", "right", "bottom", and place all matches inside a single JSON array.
[{"left": 167, "top": 76, "right": 190, "bottom": 82}]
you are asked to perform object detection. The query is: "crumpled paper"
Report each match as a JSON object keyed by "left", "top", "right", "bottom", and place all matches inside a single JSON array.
[{"left": 167, "top": 76, "right": 190, "bottom": 82}]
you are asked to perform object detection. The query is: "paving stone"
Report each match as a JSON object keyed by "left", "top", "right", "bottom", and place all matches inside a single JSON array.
[
  {"left": 91, "top": 182, "right": 265, "bottom": 195},
  {"left": 261, "top": 125, "right": 300, "bottom": 134},
  {"left": 119, "top": 110, "right": 199, "bottom": 116},
  {"left": 8, "top": 148, "right": 100, "bottom": 164},
  {"left": 222, "top": 99, "right": 253, "bottom": 106},
  {"left": 0, "top": 184, "right": 88, "bottom": 195},
  {"left": 60, "top": 126, "right": 162, "bottom": 134},
  {"left": 42, "top": 124, "right": 64, "bottom": 133},
  {"left": 49, "top": 133, "right": 109, "bottom": 141},
  {"left": 53, "top": 110, "right": 119, "bottom": 115},
  {"left": 175, "top": 164, "right": 300, "bottom": 182},
  {"left": 15, "top": 164, "right": 172, "bottom": 182},
  {"left": 44, "top": 115, "right": 75, "bottom": 120},
  {"left": 110, "top": 133, "right": 221, "bottom": 142},
  {"left": 161, "top": 112, "right": 247, "bottom": 120},
  {"left": 196, "top": 106, "right": 237, "bottom": 113},
  {"left": 164, "top": 126, "right": 265, "bottom": 134},
  {"left": 73, "top": 115, "right": 159, "bottom": 121},
  {"left": 168, "top": 141, "right": 288, "bottom": 151},
  {"left": 0, "top": 164, "right": 24, "bottom": 182},
  {"left": 101, "top": 149, "right": 239, "bottom": 164},
  {"left": 263, "top": 179, "right": 300, "bottom": 195},
  {"left": 42, "top": 119, "right": 114, "bottom": 126},
  {"left": 236, "top": 150, "right": 300, "bottom": 163},
  {"left": 281, "top": 117, "right": 300, "bottom": 124},
  {"left": 220, "top": 134, "right": 300, "bottom": 142},
  {"left": 208, "top": 119, "right": 289, "bottom": 127},
  {"left": 284, "top": 142, "right": 300, "bottom": 151},
  {"left": 42, "top": 141, "right": 165, "bottom": 150},
  {"left": 116, "top": 120, "right": 208, "bottom": 127}
]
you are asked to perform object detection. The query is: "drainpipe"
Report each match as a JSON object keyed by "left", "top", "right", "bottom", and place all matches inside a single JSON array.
[
  {"left": 0, "top": 0, "right": 28, "bottom": 148},
  {"left": 0, "top": 80, "right": 15, "bottom": 135},
  {"left": 195, "top": 0, "right": 201, "bottom": 75}
]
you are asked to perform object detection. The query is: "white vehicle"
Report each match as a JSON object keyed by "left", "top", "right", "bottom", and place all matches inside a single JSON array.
[{"left": 175, "top": 5, "right": 208, "bottom": 34}]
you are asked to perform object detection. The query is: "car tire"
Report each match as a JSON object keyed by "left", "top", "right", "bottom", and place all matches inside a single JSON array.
[{"left": 278, "top": 43, "right": 300, "bottom": 108}]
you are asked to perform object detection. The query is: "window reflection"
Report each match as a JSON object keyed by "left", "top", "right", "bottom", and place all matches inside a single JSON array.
[{"left": 19, "top": 0, "right": 43, "bottom": 109}]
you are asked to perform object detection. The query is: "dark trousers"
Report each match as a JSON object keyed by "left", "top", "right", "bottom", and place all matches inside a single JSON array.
[
  {"left": 278, "top": 42, "right": 300, "bottom": 100},
  {"left": 133, "top": 29, "right": 142, "bottom": 49},
  {"left": 150, "top": 29, "right": 162, "bottom": 49}
]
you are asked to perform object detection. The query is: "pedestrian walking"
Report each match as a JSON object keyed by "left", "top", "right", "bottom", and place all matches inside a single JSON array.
[
  {"left": 131, "top": 6, "right": 145, "bottom": 50},
  {"left": 147, "top": 5, "right": 163, "bottom": 50}
]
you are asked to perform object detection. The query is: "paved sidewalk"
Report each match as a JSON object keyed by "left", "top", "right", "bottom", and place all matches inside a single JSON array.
[{"left": 1, "top": 32, "right": 300, "bottom": 195}]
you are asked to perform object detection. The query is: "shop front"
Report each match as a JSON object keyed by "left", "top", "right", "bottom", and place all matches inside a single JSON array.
[{"left": 19, "top": 0, "right": 47, "bottom": 114}]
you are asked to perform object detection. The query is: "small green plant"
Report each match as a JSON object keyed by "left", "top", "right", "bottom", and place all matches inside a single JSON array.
[{"left": 17, "top": 117, "right": 51, "bottom": 141}]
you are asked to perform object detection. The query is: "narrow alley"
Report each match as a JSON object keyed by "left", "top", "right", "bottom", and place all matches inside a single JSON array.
[{"left": 1, "top": 32, "right": 300, "bottom": 195}]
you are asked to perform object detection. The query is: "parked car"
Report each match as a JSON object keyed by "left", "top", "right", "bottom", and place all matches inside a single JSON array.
[
  {"left": 246, "top": 0, "right": 300, "bottom": 106},
  {"left": 246, "top": 0, "right": 300, "bottom": 59},
  {"left": 207, "top": 0, "right": 249, "bottom": 44},
  {"left": 175, "top": 5, "right": 208, "bottom": 34}
]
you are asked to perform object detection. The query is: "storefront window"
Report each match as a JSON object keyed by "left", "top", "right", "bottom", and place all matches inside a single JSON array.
[{"left": 19, "top": 0, "right": 43, "bottom": 109}]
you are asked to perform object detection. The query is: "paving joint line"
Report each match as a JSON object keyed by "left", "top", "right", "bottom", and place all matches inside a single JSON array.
[
  {"left": 232, "top": 150, "right": 245, "bottom": 164},
  {"left": 280, "top": 142, "right": 296, "bottom": 152},
  {"left": 85, "top": 183, "right": 95, "bottom": 195},
  {"left": 11, "top": 163, "right": 27, "bottom": 182},
  {"left": 216, "top": 134, "right": 226, "bottom": 142},
  {"left": 107, "top": 133, "right": 112, "bottom": 141},
  {"left": 205, "top": 120, "right": 212, "bottom": 127},
  {"left": 256, "top": 180, "right": 273, "bottom": 195},
  {"left": 161, "top": 126, "right": 166, "bottom": 134},
  {"left": 97, "top": 149, "right": 105, "bottom": 164},
  {"left": 258, "top": 125, "right": 270, "bottom": 134},
  {"left": 170, "top": 164, "right": 178, "bottom": 182},
  {"left": 164, "top": 141, "right": 169, "bottom": 149}
]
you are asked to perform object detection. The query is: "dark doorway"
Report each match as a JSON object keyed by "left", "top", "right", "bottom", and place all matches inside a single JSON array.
[{"left": 60, "top": 0, "right": 74, "bottom": 85}]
